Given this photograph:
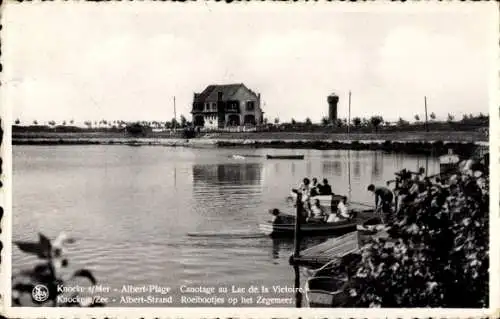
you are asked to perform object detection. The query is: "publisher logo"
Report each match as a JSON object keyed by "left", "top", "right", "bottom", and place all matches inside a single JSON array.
[{"left": 32, "top": 284, "right": 49, "bottom": 303}]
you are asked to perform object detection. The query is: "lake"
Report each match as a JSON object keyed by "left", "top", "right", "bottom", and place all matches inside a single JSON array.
[{"left": 12, "top": 145, "right": 439, "bottom": 307}]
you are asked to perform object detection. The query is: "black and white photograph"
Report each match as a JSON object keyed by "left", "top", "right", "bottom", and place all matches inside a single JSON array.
[{"left": 1, "top": 1, "right": 497, "bottom": 317}]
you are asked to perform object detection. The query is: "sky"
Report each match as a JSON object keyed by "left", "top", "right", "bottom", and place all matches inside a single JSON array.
[{"left": 2, "top": 2, "right": 497, "bottom": 125}]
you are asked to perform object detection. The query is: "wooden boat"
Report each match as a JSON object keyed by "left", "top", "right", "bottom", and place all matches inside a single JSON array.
[
  {"left": 288, "top": 193, "right": 344, "bottom": 207},
  {"left": 258, "top": 209, "right": 379, "bottom": 237},
  {"left": 305, "top": 276, "right": 347, "bottom": 307},
  {"left": 266, "top": 155, "right": 304, "bottom": 160}
]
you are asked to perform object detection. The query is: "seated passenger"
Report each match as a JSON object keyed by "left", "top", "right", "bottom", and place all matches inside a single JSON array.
[
  {"left": 337, "top": 196, "right": 351, "bottom": 219},
  {"left": 326, "top": 210, "right": 341, "bottom": 223},
  {"left": 320, "top": 178, "right": 333, "bottom": 195},
  {"left": 310, "top": 178, "right": 319, "bottom": 197},
  {"left": 307, "top": 199, "right": 325, "bottom": 222}
]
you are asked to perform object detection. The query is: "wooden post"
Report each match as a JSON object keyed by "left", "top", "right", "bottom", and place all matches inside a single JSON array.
[
  {"left": 394, "top": 178, "right": 399, "bottom": 215},
  {"left": 424, "top": 96, "right": 429, "bottom": 132},
  {"left": 293, "top": 192, "right": 303, "bottom": 308}
]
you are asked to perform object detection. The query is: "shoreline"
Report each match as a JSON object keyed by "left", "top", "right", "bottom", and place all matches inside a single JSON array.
[{"left": 12, "top": 136, "right": 488, "bottom": 157}]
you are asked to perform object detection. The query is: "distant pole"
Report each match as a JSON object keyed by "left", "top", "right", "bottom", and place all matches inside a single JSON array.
[
  {"left": 348, "top": 91, "right": 352, "bottom": 134},
  {"left": 173, "top": 96, "right": 177, "bottom": 130},
  {"left": 424, "top": 96, "right": 428, "bottom": 132}
]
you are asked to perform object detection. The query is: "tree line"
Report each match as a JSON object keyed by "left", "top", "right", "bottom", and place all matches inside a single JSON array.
[{"left": 14, "top": 112, "right": 487, "bottom": 133}]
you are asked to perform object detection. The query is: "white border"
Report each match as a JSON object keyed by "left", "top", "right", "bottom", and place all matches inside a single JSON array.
[{"left": 1, "top": 1, "right": 498, "bottom": 318}]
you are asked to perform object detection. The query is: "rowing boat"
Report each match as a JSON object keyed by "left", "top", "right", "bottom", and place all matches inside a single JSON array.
[
  {"left": 266, "top": 155, "right": 304, "bottom": 160},
  {"left": 258, "top": 209, "right": 379, "bottom": 237},
  {"left": 288, "top": 193, "right": 344, "bottom": 207}
]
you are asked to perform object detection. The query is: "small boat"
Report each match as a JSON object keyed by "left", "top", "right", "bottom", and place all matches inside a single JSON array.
[
  {"left": 305, "top": 276, "right": 347, "bottom": 307},
  {"left": 126, "top": 141, "right": 142, "bottom": 147},
  {"left": 258, "top": 209, "right": 379, "bottom": 237},
  {"left": 288, "top": 193, "right": 345, "bottom": 207},
  {"left": 266, "top": 155, "right": 304, "bottom": 160}
]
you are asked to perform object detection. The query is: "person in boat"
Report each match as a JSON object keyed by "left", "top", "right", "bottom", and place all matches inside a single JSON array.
[
  {"left": 367, "top": 184, "right": 394, "bottom": 221},
  {"left": 310, "top": 178, "right": 319, "bottom": 197},
  {"left": 269, "top": 208, "right": 287, "bottom": 224},
  {"left": 298, "top": 178, "right": 312, "bottom": 210},
  {"left": 319, "top": 178, "right": 333, "bottom": 195},
  {"left": 337, "top": 196, "right": 351, "bottom": 219},
  {"left": 307, "top": 199, "right": 326, "bottom": 223}
]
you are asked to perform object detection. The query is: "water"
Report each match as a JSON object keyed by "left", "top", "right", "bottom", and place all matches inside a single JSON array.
[{"left": 12, "top": 145, "right": 439, "bottom": 307}]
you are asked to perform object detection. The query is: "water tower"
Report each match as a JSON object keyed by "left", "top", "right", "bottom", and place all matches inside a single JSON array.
[{"left": 327, "top": 93, "right": 339, "bottom": 123}]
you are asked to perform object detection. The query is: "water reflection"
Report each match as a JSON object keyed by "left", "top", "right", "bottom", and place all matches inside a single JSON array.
[
  {"left": 192, "top": 163, "right": 263, "bottom": 186},
  {"left": 353, "top": 160, "right": 361, "bottom": 178},
  {"left": 371, "top": 152, "right": 383, "bottom": 179}
]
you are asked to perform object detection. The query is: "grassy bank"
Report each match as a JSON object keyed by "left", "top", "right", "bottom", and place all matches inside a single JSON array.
[
  {"left": 12, "top": 130, "right": 488, "bottom": 158},
  {"left": 13, "top": 130, "right": 487, "bottom": 142}
]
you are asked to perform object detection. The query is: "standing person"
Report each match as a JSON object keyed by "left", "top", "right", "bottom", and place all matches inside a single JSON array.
[
  {"left": 310, "top": 177, "right": 319, "bottom": 197},
  {"left": 320, "top": 178, "right": 333, "bottom": 195},
  {"left": 367, "top": 184, "right": 394, "bottom": 222},
  {"left": 298, "top": 178, "right": 312, "bottom": 211}
]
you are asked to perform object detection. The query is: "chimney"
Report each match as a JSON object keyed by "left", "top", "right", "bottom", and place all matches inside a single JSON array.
[{"left": 218, "top": 91, "right": 223, "bottom": 101}]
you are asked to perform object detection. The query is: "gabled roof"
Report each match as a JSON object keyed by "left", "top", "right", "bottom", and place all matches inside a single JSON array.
[{"left": 194, "top": 83, "right": 257, "bottom": 102}]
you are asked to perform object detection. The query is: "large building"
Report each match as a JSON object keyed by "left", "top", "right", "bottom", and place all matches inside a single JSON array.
[
  {"left": 327, "top": 93, "right": 339, "bottom": 123},
  {"left": 191, "top": 83, "right": 264, "bottom": 129}
]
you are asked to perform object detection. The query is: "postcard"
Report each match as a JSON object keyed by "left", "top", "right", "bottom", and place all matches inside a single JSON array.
[{"left": 0, "top": 1, "right": 498, "bottom": 318}]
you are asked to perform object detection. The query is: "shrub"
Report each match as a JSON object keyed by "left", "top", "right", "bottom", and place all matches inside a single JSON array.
[
  {"left": 337, "top": 164, "right": 489, "bottom": 307},
  {"left": 12, "top": 232, "right": 104, "bottom": 307}
]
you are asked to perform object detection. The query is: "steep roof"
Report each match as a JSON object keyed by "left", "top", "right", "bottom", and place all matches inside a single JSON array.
[{"left": 194, "top": 83, "right": 257, "bottom": 102}]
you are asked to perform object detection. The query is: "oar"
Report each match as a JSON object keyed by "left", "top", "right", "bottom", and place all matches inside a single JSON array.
[{"left": 348, "top": 201, "right": 375, "bottom": 208}]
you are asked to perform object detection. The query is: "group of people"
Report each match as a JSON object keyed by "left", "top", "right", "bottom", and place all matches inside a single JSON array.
[
  {"left": 298, "top": 177, "right": 333, "bottom": 198},
  {"left": 296, "top": 177, "right": 352, "bottom": 223}
]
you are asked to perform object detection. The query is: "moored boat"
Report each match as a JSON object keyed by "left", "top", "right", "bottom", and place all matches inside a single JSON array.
[
  {"left": 258, "top": 209, "right": 379, "bottom": 237},
  {"left": 266, "top": 155, "right": 304, "bottom": 160}
]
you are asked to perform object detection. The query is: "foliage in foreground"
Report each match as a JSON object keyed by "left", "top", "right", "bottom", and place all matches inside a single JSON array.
[
  {"left": 12, "top": 232, "right": 104, "bottom": 307},
  {"left": 339, "top": 163, "right": 489, "bottom": 307}
]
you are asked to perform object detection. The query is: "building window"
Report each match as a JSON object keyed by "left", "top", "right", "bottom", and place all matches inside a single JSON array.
[
  {"left": 212, "top": 102, "right": 217, "bottom": 110},
  {"left": 205, "top": 103, "right": 210, "bottom": 111},
  {"left": 246, "top": 101, "right": 255, "bottom": 111},
  {"left": 227, "top": 101, "right": 239, "bottom": 112}
]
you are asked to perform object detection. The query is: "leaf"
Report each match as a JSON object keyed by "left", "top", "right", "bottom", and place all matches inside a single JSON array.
[
  {"left": 14, "top": 241, "right": 48, "bottom": 259},
  {"left": 72, "top": 269, "right": 97, "bottom": 285},
  {"left": 39, "top": 233, "right": 52, "bottom": 255}
]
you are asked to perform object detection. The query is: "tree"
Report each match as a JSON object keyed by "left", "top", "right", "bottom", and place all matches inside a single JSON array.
[
  {"left": 321, "top": 117, "right": 329, "bottom": 126},
  {"left": 397, "top": 117, "right": 409, "bottom": 127},
  {"left": 14, "top": 119, "right": 20, "bottom": 125},
  {"left": 263, "top": 118, "right": 268, "bottom": 125},
  {"left": 352, "top": 117, "right": 362, "bottom": 128},
  {"left": 429, "top": 112, "right": 436, "bottom": 121},
  {"left": 48, "top": 120, "right": 56, "bottom": 127},
  {"left": 70, "top": 119, "right": 74, "bottom": 125},
  {"left": 171, "top": 118, "right": 179, "bottom": 129},
  {"left": 291, "top": 118, "right": 296, "bottom": 125},
  {"left": 305, "top": 117, "right": 312, "bottom": 126},
  {"left": 447, "top": 113, "right": 455, "bottom": 123},
  {"left": 62, "top": 121, "right": 67, "bottom": 126},
  {"left": 84, "top": 121, "right": 92, "bottom": 128},
  {"left": 370, "top": 116, "right": 383, "bottom": 133},
  {"left": 274, "top": 118, "right": 280, "bottom": 125},
  {"left": 33, "top": 120, "right": 38, "bottom": 125},
  {"left": 180, "top": 115, "right": 187, "bottom": 128},
  {"left": 414, "top": 114, "right": 420, "bottom": 122}
]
